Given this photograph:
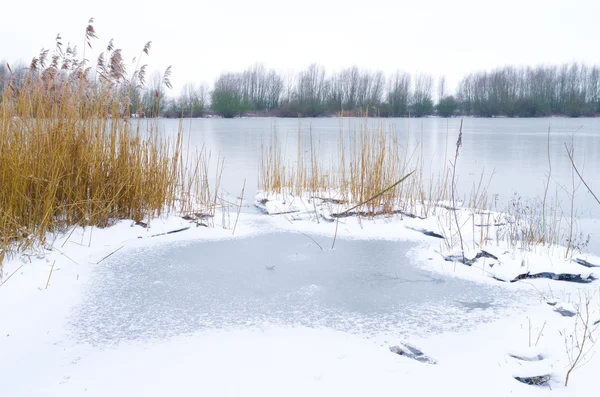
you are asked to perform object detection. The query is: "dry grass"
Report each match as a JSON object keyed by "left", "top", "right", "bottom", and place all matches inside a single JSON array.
[
  {"left": 259, "top": 119, "right": 587, "bottom": 258},
  {"left": 0, "top": 22, "right": 217, "bottom": 257},
  {"left": 259, "top": 119, "right": 454, "bottom": 218}
]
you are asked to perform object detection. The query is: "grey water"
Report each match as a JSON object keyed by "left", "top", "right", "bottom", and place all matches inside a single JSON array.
[
  {"left": 150, "top": 117, "right": 600, "bottom": 216},
  {"left": 154, "top": 117, "right": 600, "bottom": 253},
  {"left": 73, "top": 233, "right": 533, "bottom": 346}
]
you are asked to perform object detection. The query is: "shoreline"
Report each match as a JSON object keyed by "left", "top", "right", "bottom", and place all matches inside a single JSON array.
[{"left": 156, "top": 113, "right": 600, "bottom": 120}]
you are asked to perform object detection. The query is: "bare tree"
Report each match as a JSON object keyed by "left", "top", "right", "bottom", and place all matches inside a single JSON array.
[
  {"left": 387, "top": 71, "right": 411, "bottom": 116},
  {"left": 141, "top": 71, "right": 166, "bottom": 117},
  {"left": 438, "top": 75, "right": 447, "bottom": 103},
  {"left": 296, "top": 63, "right": 327, "bottom": 116},
  {"left": 175, "top": 82, "right": 208, "bottom": 117},
  {"left": 412, "top": 74, "right": 434, "bottom": 116},
  {"left": 211, "top": 72, "right": 245, "bottom": 118}
]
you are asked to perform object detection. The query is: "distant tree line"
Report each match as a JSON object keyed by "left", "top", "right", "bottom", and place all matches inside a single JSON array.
[
  {"left": 1, "top": 60, "right": 599, "bottom": 118},
  {"left": 456, "top": 64, "right": 600, "bottom": 117}
]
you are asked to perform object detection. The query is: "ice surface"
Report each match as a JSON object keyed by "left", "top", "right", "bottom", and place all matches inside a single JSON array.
[{"left": 70, "top": 233, "right": 533, "bottom": 346}]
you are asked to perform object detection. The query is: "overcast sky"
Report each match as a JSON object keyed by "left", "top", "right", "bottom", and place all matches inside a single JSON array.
[{"left": 2, "top": 0, "right": 598, "bottom": 95}]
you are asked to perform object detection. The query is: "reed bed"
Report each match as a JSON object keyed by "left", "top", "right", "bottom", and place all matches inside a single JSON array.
[
  {"left": 259, "top": 119, "right": 454, "bottom": 218},
  {"left": 259, "top": 119, "right": 586, "bottom": 258},
  {"left": 0, "top": 23, "right": 217, "bottom": 256}
]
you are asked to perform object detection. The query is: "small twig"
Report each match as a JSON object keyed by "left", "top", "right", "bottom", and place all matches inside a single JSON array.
[
  {"left": 271, "top": 204, "right": 295, "bottom": 224},
  {"left": 297, "top": 231, "right": 324, "bottom": 251},
  {"left": 45, "top": 260, "right": 56, "bottom": 289},
  {"left": 95, "top": 246, "right": 124, "bottom": 264},
  {"left": 0, "top": 264, "right": 24, "bottom": 287},
  {"left": 565, "top": 142, "right": 600, "bottom": 206},
  {"left": 334, "top": 171, "right": 414, "bottom": 217},
  {"left": 332, "top": 217, "right": 340, "bottom": 249},
  {"left": 565, "top": 292, "right": 598, "bottom": 386},
  {"left": 61, "top": 225, "right": 80, "bottom": 249},
  {"left": 50, "top": 246, "right": 79, "bottom": 265},
  {"left": 148, "top": 226, "right": 191, "bottom": 238},
  {"left": 232, "top": 179, "right": 246, "bottom": 235},
  {"left": 528, "top": 317, "right": 532, "bottom": 347},
  {"left": 68, "top": 240, "right": 87, "bottom": 247},
  {"left": 535, "top": 321, "right": 547, "bottom": 347}
]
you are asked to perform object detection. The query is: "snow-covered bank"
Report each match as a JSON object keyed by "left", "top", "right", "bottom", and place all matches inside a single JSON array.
[
  {"left": 4, "top": 311, "right": 600, "bottom": 396},
  {"left": 0, "top": 215, "right": 263, "bottom": 291},
  {"left": 0, "top": 213, "right": 264, "bottom": 395},
  {"left": 2, "top": 196, "right": 600, "bottom": 395},
  {"left": 249, "top": 192, "right": 600, "bottom": 393},
  {"left": 255, "top": 191, "right": 600, "bottom": 284}
]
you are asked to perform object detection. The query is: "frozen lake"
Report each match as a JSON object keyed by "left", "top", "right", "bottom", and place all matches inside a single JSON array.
[{"left": 72, "top": 232, "right": 534, "bottom": 346}]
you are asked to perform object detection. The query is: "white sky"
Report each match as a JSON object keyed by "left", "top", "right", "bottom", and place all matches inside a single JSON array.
[{"left": 2, "top": 0, "right": 599, "bottom": 95}]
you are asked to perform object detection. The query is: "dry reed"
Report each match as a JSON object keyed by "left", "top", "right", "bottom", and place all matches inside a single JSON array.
[
  {"left": 259, "top": 119, "right": 453, "bottom": 218},
  {"left": 259, "top": 119, "right": 583, "bottom": 257},
  {"left": 0, "top": 21, "right": 217, "bottom": 258}
]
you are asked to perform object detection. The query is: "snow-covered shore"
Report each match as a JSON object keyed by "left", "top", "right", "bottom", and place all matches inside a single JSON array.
[
  {"left": 1, "top": 196, "right": 600, "bottom": 396},
  {"left": 251, "top": 191, "right": 600, "bottom": 392}
]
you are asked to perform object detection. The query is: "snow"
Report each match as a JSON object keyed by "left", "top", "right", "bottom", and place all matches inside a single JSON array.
[
  {"left": 255, "top": 192, "right": 600, "bottom": 284},
  {"left": 2, "top": 192, "right": 600, "bottom": 396},
  {"left": 4, "top": 305, "right": 599, "bottom": 396}
]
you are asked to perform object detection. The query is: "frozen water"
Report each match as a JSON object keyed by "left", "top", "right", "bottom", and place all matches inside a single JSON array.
[{"left": 71, "top": 233, "right": 535, "bottom": 346}]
